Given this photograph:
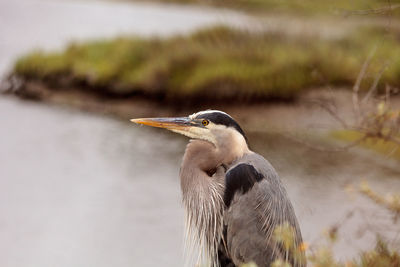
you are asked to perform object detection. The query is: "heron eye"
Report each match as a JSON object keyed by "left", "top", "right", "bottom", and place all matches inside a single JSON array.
[{"left": 202, "top": 119, "right": 209, "bottom": 126}]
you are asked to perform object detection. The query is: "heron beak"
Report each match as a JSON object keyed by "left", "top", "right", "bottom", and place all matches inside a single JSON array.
[{"left": 130, "top": 117, "right": 194, "bottom": 130}]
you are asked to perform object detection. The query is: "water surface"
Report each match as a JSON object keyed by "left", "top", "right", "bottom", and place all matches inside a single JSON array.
[
  {"left": 1, "top": 0, "right": 400, "bottom": 266},
  {"left": 0, "top": 97, "right": 188, "bottom": 266}
]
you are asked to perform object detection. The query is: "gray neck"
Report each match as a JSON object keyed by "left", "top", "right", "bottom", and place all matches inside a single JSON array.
[{"left": 179, "top": 140, "right": 224, "bottom": 266}]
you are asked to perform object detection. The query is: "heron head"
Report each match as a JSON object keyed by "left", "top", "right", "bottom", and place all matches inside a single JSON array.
[{"left": 131, "top": 110, "right": 248, "bottom": 149}]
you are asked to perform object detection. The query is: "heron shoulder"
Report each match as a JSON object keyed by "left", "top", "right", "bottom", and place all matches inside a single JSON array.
[
  {"left": 224, "top": 162, "right": 263, "bottom": 207},
  {"left": 224, "top": 152, "right": 282, "bottom": 208},
  {"left": 229, "top": 152, "right": 279, "bottom": 180}
]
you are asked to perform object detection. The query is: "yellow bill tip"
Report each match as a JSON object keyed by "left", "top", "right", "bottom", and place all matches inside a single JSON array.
[{"left": 130, "top": 118, "right": 141, "bottom": 123}]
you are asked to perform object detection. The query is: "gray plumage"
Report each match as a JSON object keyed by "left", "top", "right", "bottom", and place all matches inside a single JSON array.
[
  {"left": 223, "top": 153, "right": 304, "bottom": 267},
  {"left": 131, "top": 110, "right": 306, "bottom": 267}
]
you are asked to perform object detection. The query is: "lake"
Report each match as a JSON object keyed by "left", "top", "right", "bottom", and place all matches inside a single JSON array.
[{"left": 0, "top": 0, "right": 399, "bottom": 266}]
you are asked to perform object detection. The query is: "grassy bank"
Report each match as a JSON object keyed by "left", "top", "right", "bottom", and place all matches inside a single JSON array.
[
  {"left": 133, "top": 0, "right": 400, "bottom": 17},
  {"left": 13, "top": 26, "right": 400, "bottom": 102}
]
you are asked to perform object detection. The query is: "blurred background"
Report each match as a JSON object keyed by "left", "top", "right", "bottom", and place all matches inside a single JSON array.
[{"left": 1, "top": 0, "right": 400, "bottom": 266}]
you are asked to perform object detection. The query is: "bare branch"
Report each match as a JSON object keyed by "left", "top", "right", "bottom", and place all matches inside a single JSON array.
[
  {"left": 386, "top": 145, "right": 399, "bottom": 159},
  {"left": 352, "top": 46, "right": 377, "bottom": 123},
  {"left": 342, "top": 4, "right": 400, "bottom": 16},
  {"left": 385, "top": 84, "right": 391, "bottom": 106},
  {"left": 310, "top": 99, "right": 348, "bottom": 129},
  {"left": 281, "top": 132, "right": 368, "bottom": 153},
  {"left": 361, "top": 62, "right": 389, "bottom": 104}
]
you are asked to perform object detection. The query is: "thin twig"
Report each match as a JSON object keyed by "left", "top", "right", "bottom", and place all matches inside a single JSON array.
[
  {"left": 362, "top": 62, "right": 389, "bottom": 104},
  {"left": 342, "top": 4, "right": 400, "bottom": 16},
  {"left": 385, "top": 84, "right": 391, "bottom": 106},
  {"left": 281, "top": 132, "right": 367, "bottom": 153},
  {"left": 386, "top": 145, "right": 399, "bottom": 159},
  {"left": 310, "top": 99, "right": 348, "bottom": 129},
  {"left": 353, "top": 46, "right": 377, "bottom": 123}
]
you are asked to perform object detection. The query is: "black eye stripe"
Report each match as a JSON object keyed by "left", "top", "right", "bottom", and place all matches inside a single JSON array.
[{"left": 195, "top": 112, "right": 247, "bottom": 143}]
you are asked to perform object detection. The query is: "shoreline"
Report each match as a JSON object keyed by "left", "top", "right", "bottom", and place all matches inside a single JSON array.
[
  {"left": 6, "top": 77, "right": 400, "bottom": 165},
  {"left": 0, "top": 79, "right": 384, "bottom": 132},
  {"left": 3, "top": 78, "right": 353, "bottom": 130}
]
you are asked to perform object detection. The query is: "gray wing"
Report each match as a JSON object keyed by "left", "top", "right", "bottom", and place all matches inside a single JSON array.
[{"left": 221, "top": 153, "right": 305, "bottom": 267}]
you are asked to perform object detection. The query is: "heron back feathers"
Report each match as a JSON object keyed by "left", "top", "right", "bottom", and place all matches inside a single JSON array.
[{"left": 221, "top": 152, "right": 305, "bottom": 267}]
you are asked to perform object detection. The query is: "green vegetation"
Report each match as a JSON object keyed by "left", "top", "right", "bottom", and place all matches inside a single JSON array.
[
  {"left": 332, "top": 130, "right": 400, "bottom": 161},
  {"left": 308, "top": 239, "right": 400, "bottom": 267},
  {"left": 272, "top": 197, "right": 400, "bottom": 267},
  {"left": 246, "top": 183, "right": 400, "bottom": 267},
  {"left": 137, "top": 0, "right": 400, "bottom": 17},
  {"left": 13, "top": 26, "right": 400, "bottom": 101},
  {"left": 330, "top": 98, "right": 400, "bottom": 162}
]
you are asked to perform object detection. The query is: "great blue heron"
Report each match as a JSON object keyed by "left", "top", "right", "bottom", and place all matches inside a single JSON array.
[{"left": 131, "top": 110, "right": 305, "bottom": 267}]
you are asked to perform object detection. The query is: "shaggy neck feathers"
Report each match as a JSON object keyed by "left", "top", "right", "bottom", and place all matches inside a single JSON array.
[{"left": 179, "top": 130, "right": 248, "bottom": 267}]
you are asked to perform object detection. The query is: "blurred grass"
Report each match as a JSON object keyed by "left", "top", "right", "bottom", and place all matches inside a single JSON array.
[
  {"left": 332, "top": 130, "right": 400, "bottom": 161},
  {"left": 13, "top": 26, "right": 400, "bottom": 101},
  {"left": 273, "top": 222, "right": 400, "bottom": 267},
  {"left": 136, "top": 0, "right": 400, "bottom": 17}
]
